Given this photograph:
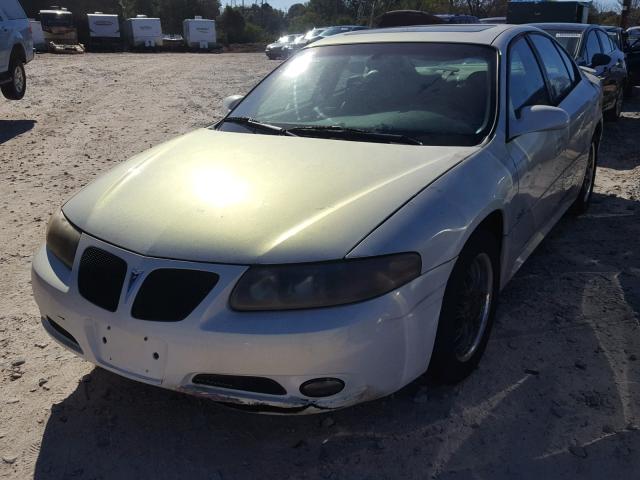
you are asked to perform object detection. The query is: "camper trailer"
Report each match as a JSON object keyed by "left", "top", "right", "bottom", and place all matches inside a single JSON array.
[
  {"left": 87, "top": 12, "right": 121, "bottom": 50},
  {"left": 29, "top": 20, "right": 47, "bottom": 51},
  {"left": 39, "top": 6, "right": 84, "bottom": 53},
  {"left": 123, "top": 15, "right": 163, "bottom": 50},
  {"left": 183, "top": 16, "right": 217, "bottom": 50}
]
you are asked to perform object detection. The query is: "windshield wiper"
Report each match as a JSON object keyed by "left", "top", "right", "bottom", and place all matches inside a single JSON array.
[
  {"left": 222, "top": 117, "right": 298, "bottom": 136},
  {"left": 286, "top": 125, "right": 423, "bottom": 146}
]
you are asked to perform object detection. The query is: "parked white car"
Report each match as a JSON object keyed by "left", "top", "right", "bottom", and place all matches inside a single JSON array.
[
  {"left": 0, "top": 0, "right": 33, "bottom": 100},
  {"left": 32, "top": 24, "right": 602, "bottom": 413}
]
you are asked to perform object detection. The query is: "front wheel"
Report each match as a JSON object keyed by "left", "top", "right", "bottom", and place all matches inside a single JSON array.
[
  {"left": 1, "top": 58, "right": 26, "bottom": 100},
  {"left": 429, "top": 229, "right": 500, "bottom": 384}
]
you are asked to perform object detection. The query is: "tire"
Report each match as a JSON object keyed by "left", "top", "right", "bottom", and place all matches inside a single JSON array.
[
  {"left": 604, "top": 87, "right": 623, "bottom": 122},
  {"left": 571, "top": 140, "right": 597, "bottom": 214},
  {"left": 1, "top": 56, "right": 26, "bottom": 100},
  {"left": 429, "top": 229, "right": 500, "bottom": 384}
]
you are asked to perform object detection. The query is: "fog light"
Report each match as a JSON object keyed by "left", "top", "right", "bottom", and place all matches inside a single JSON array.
[{"left": 299, "top": 378, "right": 344, "bottom": 398}]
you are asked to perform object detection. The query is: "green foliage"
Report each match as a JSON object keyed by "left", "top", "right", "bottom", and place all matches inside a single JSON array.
[{"left": 20, "top": 0, "right": 640, "bottom": 46}]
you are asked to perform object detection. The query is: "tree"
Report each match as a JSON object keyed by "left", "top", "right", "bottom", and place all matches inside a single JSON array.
[{"left": 218, "top": 5, "right": 246, "bottom": 43}]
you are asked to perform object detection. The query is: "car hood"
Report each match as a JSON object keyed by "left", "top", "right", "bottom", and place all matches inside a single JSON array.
[{"left": 63, "top": 129, "right": 477, "bottom": 264}]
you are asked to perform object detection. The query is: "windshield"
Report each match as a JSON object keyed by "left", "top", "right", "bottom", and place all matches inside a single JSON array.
[
  {"left": 41, "top": 12, "right": 74, "bottom": 28},
  {"left": 543, "top": 30, "right": 582, "bottom": 56},
  {"left": 219, "top": 43, "right": 497, "bottom": 147}
]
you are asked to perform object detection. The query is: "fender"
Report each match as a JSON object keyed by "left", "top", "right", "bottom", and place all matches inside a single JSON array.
[{"left": 347, "top": 142, "right": 517, "bottom": 284}]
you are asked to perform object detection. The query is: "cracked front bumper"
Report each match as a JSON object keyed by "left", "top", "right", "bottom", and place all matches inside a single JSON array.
[{"left": 31, "top": 234, "right": 451, "bottom": 413}]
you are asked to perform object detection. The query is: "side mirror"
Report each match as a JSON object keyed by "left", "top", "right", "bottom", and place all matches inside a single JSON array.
[
  {"left": 591, "top": 53, "right": 611, "bottom": 68},
  {"left": 223, "top": 95, "right": 244, "bottom": 112},
  {"left": 510, "top": 105, "right": 569, "bottom": 139}
]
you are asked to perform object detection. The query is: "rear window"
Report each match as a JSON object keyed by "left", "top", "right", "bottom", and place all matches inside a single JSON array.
[
  {"left": 543, "top": 30, "right": 582, "bottom": 57},
  {"left": 2, "top": 0, "right": 27, "bottom": 20}
]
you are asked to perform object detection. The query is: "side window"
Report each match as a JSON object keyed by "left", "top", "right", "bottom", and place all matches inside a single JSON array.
[
  {"left": 584, "top": 32, "right": 602, "bottom": 65},
  {"left": 528, "top": 34, "right": 574, "bottom": 102},
  {"left": 508, "top": 37, "right": 549, "bottom": 123},
  {"left": 597, "top": 31, "right": 613, "bottom": 53},
  {"left": 555, "top": 43, "right": 577, "bottom": 85}
]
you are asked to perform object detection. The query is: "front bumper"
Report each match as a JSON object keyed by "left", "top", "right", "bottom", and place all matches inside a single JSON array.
[{"left": 32, "top": 234, "right": 451, "bottom": 413}]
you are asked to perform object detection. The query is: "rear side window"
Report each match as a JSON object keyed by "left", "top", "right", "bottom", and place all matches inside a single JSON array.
[
  {"left": 555, "top": 43, "right": 577, "bottom": 85},
  {"left": 528, "top": 34, "right": 574, "bottom": 103},
  {"left": 584, "top": 31, "right": 602, "bottom": 65},
  {"left": 1, "top": 0, "right": 27, "bottom": 20},
  {"left": 597, "top": 30, "right": 614, "bottom": 53},
  {"left": 508, "top": 37, "right": 550, "bottom": 121}
]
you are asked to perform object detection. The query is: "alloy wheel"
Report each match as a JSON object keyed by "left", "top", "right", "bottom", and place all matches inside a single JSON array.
[
  {"left": 453, "top": 252, "right": 493, "bottom": 363},
  {"left": 13, "top": 65, "right": 24, "bottom": 94}
]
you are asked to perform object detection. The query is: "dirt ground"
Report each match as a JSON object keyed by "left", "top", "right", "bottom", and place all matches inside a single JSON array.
[{"left": 1, "top": 53, "right": 639, "bottom": 480}]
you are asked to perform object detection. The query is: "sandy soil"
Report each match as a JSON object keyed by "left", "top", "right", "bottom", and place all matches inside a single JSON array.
[{"left": 1, "top": 53, "right": 639, "bottom": 480}]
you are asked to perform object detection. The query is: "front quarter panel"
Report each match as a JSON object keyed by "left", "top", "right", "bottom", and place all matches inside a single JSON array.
[{"left": 347, "top": 142, "right": 517, "bottom": 283}]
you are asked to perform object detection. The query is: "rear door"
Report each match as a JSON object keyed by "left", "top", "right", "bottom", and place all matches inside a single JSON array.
[
  {"left": 597, "top": 29, "right": 626, "bottom": 96},
  {"left": 528, "top": 32, "right": 591, "bottom": 200},
  {"left": 583, "top": 29, "right": 615, "bottom": 108}
]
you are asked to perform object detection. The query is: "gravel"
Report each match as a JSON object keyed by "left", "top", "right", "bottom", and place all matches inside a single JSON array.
[{"left": 1, "top": 53, "right": 639, "bottom": 479}]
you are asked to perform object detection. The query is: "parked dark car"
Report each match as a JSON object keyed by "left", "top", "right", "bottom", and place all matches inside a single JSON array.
[
  {"left": 265, "top": 34, "right": 301, "bottom": 59},
  {"left": 622, "top": 27, "right": 640, "bottom": 94},
  {"left": 535, "top": 23, "right": 627, "bottom": 120}
]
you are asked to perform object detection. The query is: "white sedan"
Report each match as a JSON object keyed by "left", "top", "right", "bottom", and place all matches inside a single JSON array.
[{"left": 32, "top": 24, "right": 602, "bottom": 413}]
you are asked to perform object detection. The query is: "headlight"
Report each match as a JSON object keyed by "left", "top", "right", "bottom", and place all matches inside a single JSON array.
[
  {"left": 230, "top": 253, "right": 421, "bottom": 311},
  {"left": 46, "top": 210, "right": 81, "bottom": 269}
]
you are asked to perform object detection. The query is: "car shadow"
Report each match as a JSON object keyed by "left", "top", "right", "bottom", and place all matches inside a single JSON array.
[
  {"left": 598, "top": 95, "right": 640, "bottom": 170},
  {"left": 0, "top": 119, "right": 36, "bottom": 144},
  {"left": 33, "top": 188, "right": 640, "bottom": 479}
]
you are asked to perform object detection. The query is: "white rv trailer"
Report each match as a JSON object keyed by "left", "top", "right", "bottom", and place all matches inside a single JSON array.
[
  {"left": 29, "top": 20, "right": 47, "bottom": 51},
  {"left": 182, "top": 16, "right": 216, "bottom": 50},
  {"left": 123, "top": 15, "right": 163, "bottom": 49},
  {"left": 87, "top": 12, "right": 121, "bottom": 50}
]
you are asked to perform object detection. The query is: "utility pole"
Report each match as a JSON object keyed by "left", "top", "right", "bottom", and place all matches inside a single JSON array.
[{"left": 620, "top": 0, "right": 632, "bottom": 29}]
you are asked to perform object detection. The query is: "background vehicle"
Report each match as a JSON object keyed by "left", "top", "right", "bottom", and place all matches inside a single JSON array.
[
  {"left": 376, "top": 10, "right": 443, "bottom": 27},
  {"left": 183, "top": 16, "right": 217, "bottom": 51},
  {"left": 508, "top": 1, "right": 590, "bottom": 24},
  {"left": 535, "top": 23, "right": 627, "bottom": 119},
  {"left": 435, "top": 14, "right": 479, "bottom": 23},
  {"left": 86, "top": 12, "right": 121, "bottom": 51},
  {"left": 0, "top": 0, "right": 33, "bottom": 100},
  {"left": 39, "top": 6, "right": 84, "bottom": 53},
  {"left": 282, "top": 26, "right": 327, "bottom": 56},
  {"left": 623, "top": 27, "right": 640, "bottom": 95},
  {"left": 29, "top": 19, "right": 46, "bottom": 51},
  {"left": 265, "top": 34, "right": 301, "bottom": 59},
  {"left": 123, "top": 15, "right": 163, "bottom": 50}
]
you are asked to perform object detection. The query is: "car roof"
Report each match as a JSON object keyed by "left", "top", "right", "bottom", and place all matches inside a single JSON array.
[
  {"left": 311, "top": 24, "right": 527, "bottom": 47},
  {"left": 531, "top": 22, "right": 598, "bottom": 32}
]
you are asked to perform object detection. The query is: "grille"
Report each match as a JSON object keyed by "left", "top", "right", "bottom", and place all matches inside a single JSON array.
[
  {"left": 192, "top": 374, "right": 287, "bottom": 396},
  {"left": 78, "top": 247, "right": 127, "bottom": 312},
  {"left": 131, "top": 269, "right": 219, "bottom": 321}
]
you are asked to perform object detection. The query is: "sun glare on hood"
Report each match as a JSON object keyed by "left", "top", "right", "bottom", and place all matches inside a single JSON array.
[{"left": 191, "top": 167, "right": 250, "bottom": 208}]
